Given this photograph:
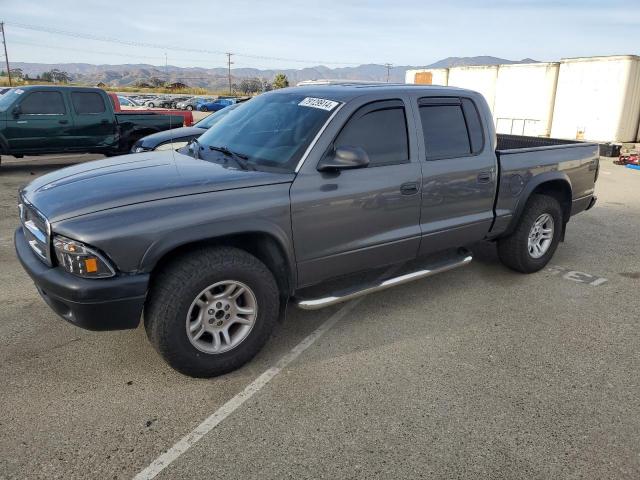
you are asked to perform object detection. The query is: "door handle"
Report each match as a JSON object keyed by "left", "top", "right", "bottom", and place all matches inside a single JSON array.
[
  {"left": 58, "top": 119, "right": 69, "bottom": 125},
  {"left": 100, "top": 119, "right": 109, "bottom": 124},
  {"left": 400, "top": 182, "right": 419, "bottom": 195},
  {"left": 477, "top": 171, "right": 492, "bottom": 184}
]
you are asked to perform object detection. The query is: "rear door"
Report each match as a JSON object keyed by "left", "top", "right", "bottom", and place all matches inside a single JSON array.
[
  {"left": 5, "top": 90, "right": 71, "bottom": 153},
  {"left": 68, "top": 90, "right": 116, "bottom": 151},
  {"left": 413, "top": 95, "right": 497, "bottom": 255},
  {"left": 290, "top": 96, "right": 423, "bottom": 287}
]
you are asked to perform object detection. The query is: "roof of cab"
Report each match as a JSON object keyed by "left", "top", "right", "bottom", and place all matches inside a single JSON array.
[{"left": 271, "top": 83, "right": 472, "bottom": 102}]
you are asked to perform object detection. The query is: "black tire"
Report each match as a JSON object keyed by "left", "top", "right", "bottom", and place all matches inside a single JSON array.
[
  {"left": 148, "top": 102, "right": 155, "bottom": 108},
  {"left": 186, "top": 105, "right": 193, "bottom": 111},
  {"left": 200, "top": 106, "right": 208, "bottom": 112},
  {"left": 144, "top": 247, "right": 279, "bottom": 377},
  {"left": 497, "top": 194, "right": 563, "bottom": 273}
]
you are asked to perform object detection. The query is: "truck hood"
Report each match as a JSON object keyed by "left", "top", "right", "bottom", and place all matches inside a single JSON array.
[{"left": 21, "top": 151, "right": 294, "bottom": 222}]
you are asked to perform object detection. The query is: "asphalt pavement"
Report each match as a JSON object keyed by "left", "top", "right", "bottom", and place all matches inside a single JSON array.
[{"left": 0, "top": 155, "right": 638, "bottom": 479}]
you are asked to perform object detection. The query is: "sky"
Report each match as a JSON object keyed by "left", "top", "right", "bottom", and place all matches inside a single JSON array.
[{"left": 1, "top": 0, "right": 638, "bottom": 70}]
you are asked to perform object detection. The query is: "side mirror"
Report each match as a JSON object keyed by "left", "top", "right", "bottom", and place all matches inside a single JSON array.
[
  {"left": 11, "top": 105, "right": 21, "bottom": 118},
  {"left": 317, "top": 145, "right": 370, "bottom": 171}
]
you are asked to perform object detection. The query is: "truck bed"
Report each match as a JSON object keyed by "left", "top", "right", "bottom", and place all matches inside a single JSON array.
[{"left": 491, "top": 134, "right": 599, "bottom": 237}]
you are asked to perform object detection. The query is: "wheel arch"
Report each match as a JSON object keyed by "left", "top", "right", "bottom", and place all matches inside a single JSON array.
[
  {"left": 144, "top": 231, "right": 296, "bottom": 298},
  {"left": 506, "top": 172, "right": 572, "bottom": 238}
]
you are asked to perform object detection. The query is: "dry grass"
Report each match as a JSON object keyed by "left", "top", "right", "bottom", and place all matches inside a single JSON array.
[{"left": 0, "top": 77, "right": 232, "bottom": 96}]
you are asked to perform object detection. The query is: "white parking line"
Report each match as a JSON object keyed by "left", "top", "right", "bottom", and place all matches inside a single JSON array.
[{"left": 133, "top": 297, "right": 366, "bottom": 480}]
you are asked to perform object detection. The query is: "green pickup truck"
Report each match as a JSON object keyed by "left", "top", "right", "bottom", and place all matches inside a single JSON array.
[{"left": 0, "top": 85, "right": 185, "bottom": 164}]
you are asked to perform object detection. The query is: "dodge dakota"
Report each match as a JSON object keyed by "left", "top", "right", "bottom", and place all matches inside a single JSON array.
[{"left": 15, "top": 84, "right": 599, "bottom": 377}]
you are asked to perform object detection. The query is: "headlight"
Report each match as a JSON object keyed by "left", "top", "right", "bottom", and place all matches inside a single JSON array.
[{"left": 53, "top": 235, "right": 116, "bottom": 278}]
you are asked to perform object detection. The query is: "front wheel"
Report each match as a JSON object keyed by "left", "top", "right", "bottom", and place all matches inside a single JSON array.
[
  {"left": 186, "top": 105, "right": 193, "bottom": 111},
  {"left": 200, "top": 106, "right": 208, "bottom": 112},
  {"left": 144, "top": 247, "right": 280, "bottom": 377},
  {"left": 497, "top": 194, "right": 563, "bottom": 273}
]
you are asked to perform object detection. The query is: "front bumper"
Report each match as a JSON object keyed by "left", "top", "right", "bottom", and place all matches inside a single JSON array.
[{"left": 15, "top": 228, "right": 149, "bottom": 331}]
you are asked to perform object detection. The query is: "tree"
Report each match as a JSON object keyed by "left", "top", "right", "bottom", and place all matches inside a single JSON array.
[
  {"left": 272, "top": 73, "right": 289, "bottom": 89},
  {"left": 41, "top": 69, "right": 71, "bottom": 83},
  {"left": 9, "top": 68, "right": 24, "bottom": 79},
  {"left": 148, "top": 77, "right": 165, "bottom": 88},
  {"left": 239, "top": 78, "right": 262, "bottom": 94}
]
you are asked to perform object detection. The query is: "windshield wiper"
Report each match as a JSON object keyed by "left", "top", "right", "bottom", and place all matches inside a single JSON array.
[{"left": 209, "top": 145, "right": 254, "bottom": 171}]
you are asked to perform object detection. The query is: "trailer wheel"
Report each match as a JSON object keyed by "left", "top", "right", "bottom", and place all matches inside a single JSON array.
[
  {"left": 144, "top": 247, "right": 279, "bottom": 377},
  {"left": 498, "top": 194, "right": 563, "bottom": 273}
]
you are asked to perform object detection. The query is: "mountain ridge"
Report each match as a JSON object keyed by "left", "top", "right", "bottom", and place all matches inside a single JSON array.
[{"left": 10, "top": 56, "right": 538, "bottom": 88}]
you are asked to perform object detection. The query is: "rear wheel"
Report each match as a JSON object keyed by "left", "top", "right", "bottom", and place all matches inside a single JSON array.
[
  {"left": 186, "top": 105, "right": 194, "bottom": 111},
  {"left": 497, "top": 194, "right": 563, "bottom": 273},
  {"left": 200, "top": 106, "right": 209, "bottom": 112},
  {"left": 144, "top": 247, "right": 279, "bottom": 377}
]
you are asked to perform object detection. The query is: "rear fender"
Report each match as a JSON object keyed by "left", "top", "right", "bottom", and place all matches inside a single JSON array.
[{"left": 504, "top": 171, "right": 572, "bottom": 238}]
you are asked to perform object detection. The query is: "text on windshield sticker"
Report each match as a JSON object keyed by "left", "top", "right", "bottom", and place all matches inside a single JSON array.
[{"left": 298, "top": 97, "right": 339, "bottom": 111}]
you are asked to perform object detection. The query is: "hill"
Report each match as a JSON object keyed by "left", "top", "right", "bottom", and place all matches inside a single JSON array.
[{"left": 10, "top": 56, "right": 538, "bottom": 89}]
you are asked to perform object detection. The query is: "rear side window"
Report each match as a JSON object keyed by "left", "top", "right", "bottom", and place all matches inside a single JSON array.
[
  {"left": 335, "top": 101, "right": 409, "bottom": 167},
  {"left": 419, "top": 97, "right": 485, "bottom": 159},
  {"left": 20, "top": 91, "right": 66, "bottom": 115},
  {"left": 419, "top": 104, "right": 470, "bottom": 159},
  {"left": 71, "top": 92, "right": 106, "bottom": 114}
]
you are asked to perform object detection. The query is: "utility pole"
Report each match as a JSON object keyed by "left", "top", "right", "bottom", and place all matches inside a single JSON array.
[
  {"left": 226, "top": 52, "right": 233, "bottom": 94},
  {"left": 384, "top": 63, "right": 392, "bottom": 83},
  {"left": 1, "top": 22, "right": 11, "bottom": 87}
]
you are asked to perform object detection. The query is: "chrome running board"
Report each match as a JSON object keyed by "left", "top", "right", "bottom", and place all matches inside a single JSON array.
[{"left": 295, "top": 248, "right": 473, "bottom": 310}]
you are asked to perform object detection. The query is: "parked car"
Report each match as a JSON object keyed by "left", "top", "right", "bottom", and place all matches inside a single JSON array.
[
  {"left": 176, "top": 97, "right": 215, "bottom": 111},
  {"left": 117, "top": 95, "right": 141, "bottom": 107},
  {"left": 0, "top": 86, "right": 186, "bottom": 162},
  {"left": 169, "top": 96, "right": 191, "bottom": 109},
  {"left": 197, "top": 98, "right": 236, "bottom": 112},
  {"left": 143, "top": 96, "right": 169, "bottom": 108},
  {"left": 14, "top": 84, "right": 599, "bottom": 377},
  {"left": 131, "top": 103, "right": 240, "bottom": 152}
]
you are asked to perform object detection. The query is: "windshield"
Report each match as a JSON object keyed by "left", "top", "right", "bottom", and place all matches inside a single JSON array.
[
  {"left": 0, "top": 89, "right": 20, "bottom": 112},
  {"left": 196, "top": 92, "right": 339, "bottom": 172},
  {"left": 194, "top": 103, "right": 240, "bottom": 128}
]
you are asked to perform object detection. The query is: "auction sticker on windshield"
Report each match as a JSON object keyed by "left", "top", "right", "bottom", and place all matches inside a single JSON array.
[{"left": 298, "top": 97, "right": 339, "bottom": 111}]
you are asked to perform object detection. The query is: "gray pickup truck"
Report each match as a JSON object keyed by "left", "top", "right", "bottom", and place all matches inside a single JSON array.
[{"left": 15, "top": 84, "right": 599, "bottom": 377}]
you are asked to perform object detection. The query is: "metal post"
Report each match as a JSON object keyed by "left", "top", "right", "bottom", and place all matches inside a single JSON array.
[
  {"left": 1, "top": 22, "right": 11, "bottom": 87},
  {"left": 226, "top": 52, "right": 233, "bottom": 94}
]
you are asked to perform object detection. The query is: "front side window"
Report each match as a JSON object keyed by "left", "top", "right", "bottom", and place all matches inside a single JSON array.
[
  {"left": 334, "top": 100, "right": 409, "bottom": 167},
  {"left": 71, "top": 92, "right": 106, "bottom": 114},
  {"left": 20, "top": 91, "right": 66, "bottom": 115}
]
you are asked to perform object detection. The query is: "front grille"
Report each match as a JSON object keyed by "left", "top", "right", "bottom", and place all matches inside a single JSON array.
[{"left": 19, "top": 197, "right": 52, "bottom": 266}]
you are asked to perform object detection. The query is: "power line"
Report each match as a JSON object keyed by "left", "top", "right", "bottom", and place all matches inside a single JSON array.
[{"left": 5, "top": 21, "right": 368, "bottom": 66}]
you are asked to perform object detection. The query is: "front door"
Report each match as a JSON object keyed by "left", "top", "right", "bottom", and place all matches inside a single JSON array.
[
  {"left": 413, "top": 95, "right": 497, "bottom": 255},
  {"left": 290, "top": 98, "right": 423, "bottom": 287},
  {"left": 6, "top": 90, "right": 72, "bottom": 153}
]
